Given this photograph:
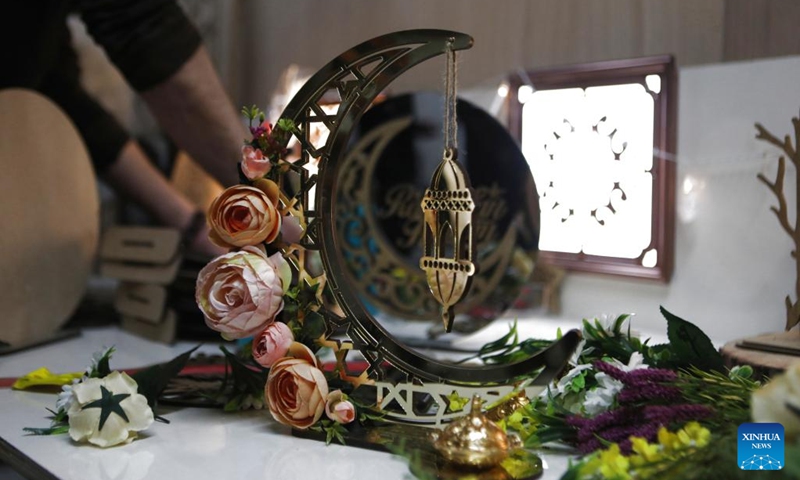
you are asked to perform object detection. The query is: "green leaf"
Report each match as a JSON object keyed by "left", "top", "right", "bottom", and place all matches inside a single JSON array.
[
  {"left": 302, "top": 311, "right": 327, "bottom": 340},
  {"left": 660, "top": 306, "right": 724, "bottom": 371},
  {"left": 23, "top": 425, "right": 70, "bottom": 436},
  {"left": 131, "top": 346, "right": 199, "bottom": 409},
  {"left": 81, "top": 385, "right": 130, "bottom": 431},
  {"left": 219, "top": 346, "right": 268, "bottom": 394},
  {"left": 95, "top": 347, "right": 115, "bottom": 377},
  {"left": 570, "top": 372, "right": 586, "bottom": 393},
  {"left": 480, "top": 321, "right": 518, "bottom": 355},
  {"left": 224, "top": 396, "right": 243, "bottom": 412},
  {"left": 785, "top": 440, "right": 800, "bottom": 478}
]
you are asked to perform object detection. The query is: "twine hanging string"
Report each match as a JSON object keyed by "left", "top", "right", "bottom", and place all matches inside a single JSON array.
[{"left": 444, "top": 38, "right": 458, "bottom": 158}]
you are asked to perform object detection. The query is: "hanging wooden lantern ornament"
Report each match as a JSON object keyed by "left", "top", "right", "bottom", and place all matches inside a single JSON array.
[{"left": 420, "top": 40, "right": 476, "bottom": 332}]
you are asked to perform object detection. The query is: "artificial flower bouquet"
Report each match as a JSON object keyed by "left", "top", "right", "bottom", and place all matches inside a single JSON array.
[
  {"left": 468, "top": 309, "right": 800, "bottom": 479},
  {"left": 193, "top": 107, "right": 376, "bottom": 436}
]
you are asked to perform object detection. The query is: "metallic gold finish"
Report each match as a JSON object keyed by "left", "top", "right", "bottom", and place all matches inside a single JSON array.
[
  {"left": 429, "top": 396, "right": 522, "bottom": 469},
  {"left": 485, "top": 391, "right": 531, "bottom": 423},
  {"left": 421, "top": 148, "right": 476, "bottom": 332}
]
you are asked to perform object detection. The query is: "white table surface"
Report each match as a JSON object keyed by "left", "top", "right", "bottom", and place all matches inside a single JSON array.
[{"left": 0, "top": 327, "right": 572, "bottom": 480}]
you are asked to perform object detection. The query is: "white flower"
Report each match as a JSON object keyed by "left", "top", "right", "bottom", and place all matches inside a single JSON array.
[
  {"left": 567, "top": 339, "right": 587, "bottom": 367},
  {"left": 610, "top": 351, "right": 648, "bottom": 373},
  {"left": 541, "top": 364, "right": 593, "bottom": 400},
  {"left": 67, "top": 371, "right": 154, "bottom": 448},
  {"left": 85, "top": 346, "right": 114, "bottom": 377},
  {"left": 584, "top": 372, "right": 624, "bottom": 415},
  {"left": 582, "top": 352, "right": 649, "bottom": 415},
  {"left": 56, "top": 378, "right": 82, "bottom": 412}
]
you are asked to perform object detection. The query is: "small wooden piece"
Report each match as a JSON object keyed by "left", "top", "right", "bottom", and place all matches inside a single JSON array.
[
  {"left": 99, "top": 226, "right": 182, "bottom": 285},
  {"left": 100, "top": 226, "right": 181, "bottom": 264},
  {"left": 113, "top": 283, "right": 167, "bottom": 324},
  {"left": 121, "top": 309, "right": 177, "bottom": 344}
]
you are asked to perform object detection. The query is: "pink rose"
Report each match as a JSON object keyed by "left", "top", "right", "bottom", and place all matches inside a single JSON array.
[
  {"left": 266, "top": 357, "right": 328, "bottom": 429},
  {"left": 241, "top": 145, "right": 272, "bottom": 180},
  {"left": 195, "top": 246, "right": 291, "bottom": 339},
  {"left": 325, "top": 390, "right": 356, "bottom": 424},
  {"left": 208, "top": 184, "right": 281, "bottom": 248},
  {"left": 252, "top": 322, "right": 294, "bottom": 367}
]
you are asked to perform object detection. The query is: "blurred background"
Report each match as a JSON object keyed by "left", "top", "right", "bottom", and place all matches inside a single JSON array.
[{"left": 26, "top": 0, "right": 800, "bottom": 345}]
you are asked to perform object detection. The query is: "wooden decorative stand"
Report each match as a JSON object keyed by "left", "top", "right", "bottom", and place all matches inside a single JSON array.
[{"left": 721, "top": 329, "right": 800, "bottom": 378}]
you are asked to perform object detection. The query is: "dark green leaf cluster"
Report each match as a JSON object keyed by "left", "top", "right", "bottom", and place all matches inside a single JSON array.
[
  {"left": 217, "top": 346, "right": 269, "bottom": 411},
  {"left": 241, "top": 104, "right": 265, "bottom": 126},
  {"left": 309, "top": 419, "right": 348, "bottom": 445}
]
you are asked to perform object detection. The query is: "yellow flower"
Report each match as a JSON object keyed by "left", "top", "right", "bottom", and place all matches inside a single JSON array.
[
  {"left": 597, "top": 444, "right": 632, "bottom": 480},
  {"left": 677, "top": 422, "right": 711, "bottom": 448},
  {"left": 657, "top": 427, "right": 681, "bottom": 453},
  {"left": 630, "top": 437, "right": 661, "bottom": 463},
  {"left": 578, "top": 453, "right": 604, "bottom": 478},
  {"left": 578, "top": 445, "right": 633, "bottom": 479}
]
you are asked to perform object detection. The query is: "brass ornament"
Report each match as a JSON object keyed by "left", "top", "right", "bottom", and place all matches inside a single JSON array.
[
  {"left": 420, "top": 39, "right": 476, "bottom": 332},
  {"left": 337, "top": 112, "right": 523, "bottom": 323},
  {"left": 485, "top": 390, "right": 531, "bottom": 423},
  {"left": 421, "top": 147, "right": 476, "bottom": 332},
  {"left": 429, "top": 395, "right": 522, "bottom": 469}
]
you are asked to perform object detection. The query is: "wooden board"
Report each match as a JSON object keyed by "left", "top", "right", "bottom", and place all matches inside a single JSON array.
[
  {"left": 721, "top": 331, "right": 800, "bottom": 377},
  {"left": 0, "top": 89, "right": 99, "bottom": 346}
]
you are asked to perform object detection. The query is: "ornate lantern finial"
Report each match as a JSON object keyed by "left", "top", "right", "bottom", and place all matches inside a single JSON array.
[{"left": 420, "top": 147, "right": 476, "bottom": 332}]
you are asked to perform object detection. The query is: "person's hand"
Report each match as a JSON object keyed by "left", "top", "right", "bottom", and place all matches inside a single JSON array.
[{"left": 187, "top": 222, "right": 228, "bottom": 258}]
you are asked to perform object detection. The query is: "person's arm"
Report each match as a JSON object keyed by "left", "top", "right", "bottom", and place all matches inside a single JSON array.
[
  {"left": 78, "top": 0, "right": 247, "bottom": 187},
  {"left": 140, "top": 46, "right": 246, "bottom": 187},
  {"left": 105, "top": 140, "right": 225, "bottom": 257}
]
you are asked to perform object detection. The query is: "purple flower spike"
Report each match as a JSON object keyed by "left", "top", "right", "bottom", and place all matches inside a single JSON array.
[
  {"left": 617, "top": 384, "right": 681, "bottom": 404},
  {"left": 625, "top": 368, "right": 677, "bottom": 384},
  {"left": 642, "top": 404, "right": 712, "bottom": 424},
  {"left": 593, "top": 360, "right": 628, "bottom": 381}
]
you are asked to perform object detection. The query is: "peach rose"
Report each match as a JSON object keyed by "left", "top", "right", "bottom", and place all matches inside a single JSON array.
[
  {"left": 252, "top": 322, "right": 294, "bottom": 368},
  {"left": 196, "top": 246, "right": 291, "bottom": 339},
  {"left": 266, "top": 357, "right": 328, "bottom": 429},
  {"left": 241, "top": 145, "right": 272, "bottom": 180},
  {"left": 325, "top": 390, "right": 356, "bottom": 424},
  {"left": 208, "top": 184, "right": 281, "bottom": 248}
]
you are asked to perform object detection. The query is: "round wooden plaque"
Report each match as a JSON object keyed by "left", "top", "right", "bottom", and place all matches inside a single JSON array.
[{"left": 0, "top": 89, "right": 99, "bottom": 346}]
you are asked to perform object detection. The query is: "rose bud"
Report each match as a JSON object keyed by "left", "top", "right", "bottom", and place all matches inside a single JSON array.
[
  {"left": 252, "top": 322, "right": 294, "bottom": 368},
  {"left": 325, "top": 390, "right": 356, "bottom": 424}
]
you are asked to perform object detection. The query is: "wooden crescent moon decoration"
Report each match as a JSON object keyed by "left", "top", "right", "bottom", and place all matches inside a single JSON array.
[
  {"left": 274, "top": 30, "right": 580, "bottom": 424},
  {"left": 0, "top": 89, "right": 99, "bottom": 347}
]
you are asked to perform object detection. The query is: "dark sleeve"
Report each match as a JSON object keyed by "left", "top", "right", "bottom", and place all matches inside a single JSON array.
[
  {"left": 37, "top": 26, "right": 130, "bottom": 174},
  {"left": 76, "top": 0, "right": 202, "bottom": 92}
]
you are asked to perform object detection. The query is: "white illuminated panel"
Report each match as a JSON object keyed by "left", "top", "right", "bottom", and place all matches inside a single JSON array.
[{"left": 521, "top": 83, "right": 654, "bottom": 259}]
